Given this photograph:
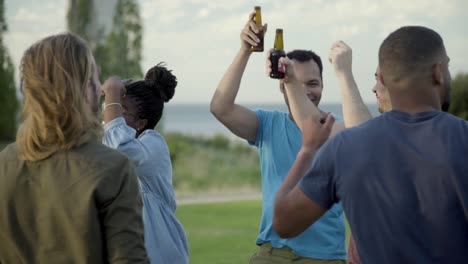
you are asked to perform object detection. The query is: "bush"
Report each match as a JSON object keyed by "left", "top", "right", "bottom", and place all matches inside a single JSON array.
[
  {"left": 163, "top": 132, "right": 261, "bottom": 194},
  {"left": 449, "top": 73, "right": 468, "bottom": 120}
]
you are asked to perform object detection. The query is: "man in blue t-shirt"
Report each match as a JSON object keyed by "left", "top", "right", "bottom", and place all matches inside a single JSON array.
[
  {"left": 273, "top": 26, "right": 468, "bottom": 264},
  {"left": 211, "top": 11, "right": 346, "bottom": 263}
]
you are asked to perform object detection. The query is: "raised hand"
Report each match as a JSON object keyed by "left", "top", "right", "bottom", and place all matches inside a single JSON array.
[
  {"left": 301, "top": 114, "right": 335, "bottom": 153},
  {"left": 240, "top": 11, "right": 267, "bottom": 52},
  {"left": 102, "top": 76, "right": 126, "bottom": 104},
  {"left": 329, "top": 41, "right": 353, "bottom": 76},
  {"left": 279, "top": 56, "right": 300, "bottom": 86}
]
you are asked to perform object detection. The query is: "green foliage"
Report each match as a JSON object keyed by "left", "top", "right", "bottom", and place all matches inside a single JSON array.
[
  {"left": 449, "top": 73, "right": 468, "bottom": 120},
  {"left": 164, "top": 132, "right": 261, "bottom": 193},
  {"left": 67, "top": 0, "right": 143, "bottom": 80},
  {"left": 0, "top": 0, "right": 6, "bottom": 32},
  {"left": 0, "top": 0, "right": 19, "bottom": 140},
  {"left": 210, "top": 134, "right": 230, "bottom": 149},
  {"left": 66, "top": 0, "right": 93, "bottom": 41},
  {"left": 97, "top": 0, "right": 142, "bottom": 79}
]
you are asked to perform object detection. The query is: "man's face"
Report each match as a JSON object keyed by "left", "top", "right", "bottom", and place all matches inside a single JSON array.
[
  {"left": 87, "top": 57, "right": 102, "bottom": 114},
  {"left": 372, "top": 66, "right": 391, "bottom": 113},
  {"left": 281, "top": 59, "right": 323, "bottom": 107}
]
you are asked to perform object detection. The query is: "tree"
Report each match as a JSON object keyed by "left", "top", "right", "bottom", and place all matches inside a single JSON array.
[
  {"left": 99, "top": 0, "right": 142, "bottom": 79},
  {"left": 67, "top": 0, "right": 142, "bottom": 80},
  {"left": 66, "top": 0, "right": 93, "bottom": 44},
  {"left": 0, "top": 0, "right": 19, "bottom": 140},
  {"left": 449, "top": 73, "right": 468, "bottom": 120}
]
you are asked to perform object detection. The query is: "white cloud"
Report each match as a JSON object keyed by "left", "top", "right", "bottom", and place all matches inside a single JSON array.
[
  {"left": 159, "top": 9, "right": 186, "bottom": 24},
  {"left": 384, "top": 0, "right": 463, "bottom": 19},
  {"left": 187, "top": 0, "right": 247, "bottom": 11},
  {"left": 329, "top": 24, "right": 368, "bottom": 40},
  {"left": 197, "top": 8, "right": 210, "bottom": 18},
  {"left": 5, "top": 0, "right": 468, "bottom": 103},
  {"left": 141, "top": 0, "right": 186, "bottom": 20},
  {"left": 5, "top": 0, "right": 66, "bottom": 88},
  {"left": 11, "top": 7, "right": 41, "bottom": 23}
]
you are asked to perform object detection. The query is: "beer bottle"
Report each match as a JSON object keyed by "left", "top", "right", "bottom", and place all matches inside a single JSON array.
[
  {"left": 270, "top": 29, "right": 286, "bottom": 79},
  {"left": 251, "top": 6, "right": 264, "bottom": 52}
]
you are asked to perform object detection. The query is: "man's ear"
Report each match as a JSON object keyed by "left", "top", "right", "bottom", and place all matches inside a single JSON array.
[{"left": 432, "top": 63, "right": 443, "bottom": 85}]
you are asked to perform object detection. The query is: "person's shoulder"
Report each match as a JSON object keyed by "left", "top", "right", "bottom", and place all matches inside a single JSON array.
[
  {"left": 71, "top": 140, "right": 133, "bottom": 171},
  {"left": 142, "top": 129, "right": 164, "bottom": 140},
  {"left": 358, "top": 114, "right": 386, "bottom": 129},
  {"left": 332, "top": 115, "right": 385, "bottom": 142},
  {"left": 139, "top": 129, "right": 169, "bottom": 149},
  {"left": 0, "top": 143, "right": 18, "bottom": 161},
  {"left": 441, "top": 112, "right": 468, "bottom": 124},
  {"left": 441, "top": 112, "right": 468, "bottom": 134}
]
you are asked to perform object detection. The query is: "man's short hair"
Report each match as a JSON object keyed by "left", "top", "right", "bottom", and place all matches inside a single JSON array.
[
  {"left": 287, "top": 50, "right": 323, "bottom": 81},
  {"left": 379, "top": 26, "right": 445, "bottom": 84}
]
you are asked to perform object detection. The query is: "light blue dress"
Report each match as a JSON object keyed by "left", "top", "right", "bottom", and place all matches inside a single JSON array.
[{"left": 103, "top": 117, "right": 189, "bottom": 264}]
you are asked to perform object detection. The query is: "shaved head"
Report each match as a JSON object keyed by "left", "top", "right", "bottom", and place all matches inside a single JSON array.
[
  {"left": 379, "top": 26, "right": 446, "bottom": 87},
  {"left": 377, "top": 26, "right": 451, "bottom": 112}
]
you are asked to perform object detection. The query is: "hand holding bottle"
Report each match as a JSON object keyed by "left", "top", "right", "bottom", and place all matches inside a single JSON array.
[{"left": 240, "top": 8, "right": 267, "bottom": 53}]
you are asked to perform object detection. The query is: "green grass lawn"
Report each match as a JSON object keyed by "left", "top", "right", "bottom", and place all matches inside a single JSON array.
[
  {"left": 176, "top": 200, "right": 261, "bottom": 264},
  {"left": 176, "top": 200, "right": 351, "bottom": 264}
]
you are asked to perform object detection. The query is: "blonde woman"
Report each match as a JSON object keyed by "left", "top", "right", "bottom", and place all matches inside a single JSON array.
[{"left": 0, "top": 33, "right": 149, "bottom": 263}]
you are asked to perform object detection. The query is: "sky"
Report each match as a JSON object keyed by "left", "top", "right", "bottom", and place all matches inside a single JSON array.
[{"left": 4, "top": 0, "right": 468, "bottom": 104}]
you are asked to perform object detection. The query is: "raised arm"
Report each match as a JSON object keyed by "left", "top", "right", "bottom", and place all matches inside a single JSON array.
[
  {"left": 273, "top": 58, "right": 339, "bottom": 237},
  {"left": 102, "top": 76, "right": 126, "bottom": 125},
  {"left": 270, "top": 55, "right": 344, "bottom": 136},
  {"left": 101, "top": 77, "right": 148, "bottom": 164},
  {"left": 275, "top": 56, "right": 322, "bottom": 131},
  {"left": 329, "top": 41, "right": 372, "bottom": 127},
  {"left": 210, "top": 12, "right": 267, "bottom": 142}
]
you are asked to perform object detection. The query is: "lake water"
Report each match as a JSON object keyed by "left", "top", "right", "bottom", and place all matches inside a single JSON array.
[{"left": 162, "top": 103, "right": 380, "bottom": 137}]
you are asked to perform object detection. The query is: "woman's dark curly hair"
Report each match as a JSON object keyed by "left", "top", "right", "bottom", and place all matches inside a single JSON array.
[{"left": 125, "top": 62, "right": 177, "bottom": 130}]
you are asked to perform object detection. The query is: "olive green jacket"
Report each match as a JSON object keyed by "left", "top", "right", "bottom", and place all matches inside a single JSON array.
[{"left": 0, "top": 141, "right": 149, "bottom": 263}]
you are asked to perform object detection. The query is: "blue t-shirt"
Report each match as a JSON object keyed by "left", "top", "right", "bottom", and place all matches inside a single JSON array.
[
  {"left": 299, "top": 110, "right": 468, "bottom": 264},
  {"left": 250, "top": 109, "right": 346, "bottom": 260}
]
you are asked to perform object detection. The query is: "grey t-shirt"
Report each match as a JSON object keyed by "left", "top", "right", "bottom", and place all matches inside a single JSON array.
[{"left": 299, "top": 110, "right": 468, "bottom": 264}]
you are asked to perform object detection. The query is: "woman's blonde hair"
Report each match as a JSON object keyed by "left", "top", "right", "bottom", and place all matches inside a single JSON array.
[{"left": 17, "top": 32, "right": 102, "bottom": 161}]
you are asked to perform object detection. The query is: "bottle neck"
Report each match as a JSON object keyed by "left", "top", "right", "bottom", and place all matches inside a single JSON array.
[
  {"left": 274, "top": 33, "right": 284, "bottom": 50},
  {"left": 255, "top": 10, "right": 262, "bottom": 27}
]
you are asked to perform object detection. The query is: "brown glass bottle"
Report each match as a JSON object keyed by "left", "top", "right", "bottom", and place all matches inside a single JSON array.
[
  {"left": 270, "top": 29, "right": 286, "bottom": 79},
  {"left": 251, "top": 6, "right": 264, "bottom": 52}
]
